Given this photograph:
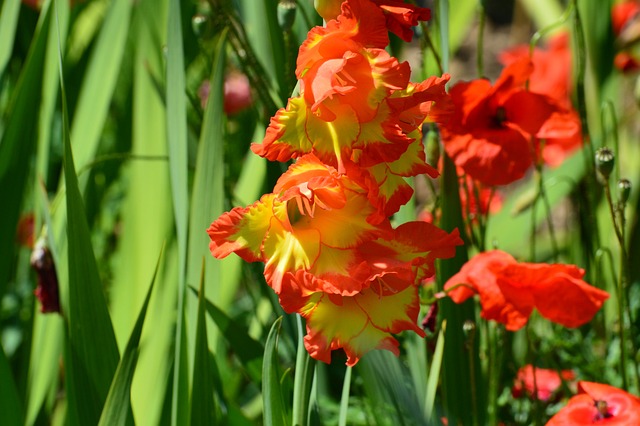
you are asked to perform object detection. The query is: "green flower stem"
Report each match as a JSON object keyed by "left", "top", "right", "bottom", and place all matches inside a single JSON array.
[
  {"left": 603, "top": 181, "right": 634, "bottom": 390},
  {"left": 476, "top": 3, "right": 485, "bottom": 78},
  {"left": 537, "top": 166, "right": 560, "bottom": 261},
  {"left": 292, "top": 314, "right": 316, "bottom": 426},
  {"left": 571, "top": 0, "right": 602, "bottom": 262},
  {"left": 525, "top": 325, "right": 541, "bottom": 426},
  {"left": 600, "top": 101, "right": 621, "bottom": 182}
]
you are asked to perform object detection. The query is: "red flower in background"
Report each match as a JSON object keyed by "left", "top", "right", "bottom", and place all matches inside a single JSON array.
[
  {"left": 512, "top": 365, "right": 575, "bottom": 401},
  {"left": 441, "top": 58, "right": 579, "bottom": 186},
  {"left": 500, "top": 33, "right": 572, "bottom": 107},
  {"left": 611, "top": 1, "right": 640, "bottom": 72},
  {"left": 546, "top": 382, "right": 640, "bottom": 425},
  {"left": 499, "top": 33, "right": 582, "bottom": 167},
  {"left": 444, "top": 250, "right": 609, "bottom": 330}
]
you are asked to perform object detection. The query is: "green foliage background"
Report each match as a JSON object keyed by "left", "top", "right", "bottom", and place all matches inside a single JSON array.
[{"left": 1, "top": 0, "right": 639, "bottom": 424}]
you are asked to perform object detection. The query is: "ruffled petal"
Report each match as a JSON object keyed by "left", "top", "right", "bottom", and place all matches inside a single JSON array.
[
  {"left": 251, "top": 97, "right": 314, "bottom": 162},
  {"left": 207, "top": 194, "right": 276, "bottom": 262},
  {"left": 300, "top": 285, "right": 424, "bottom": 366}
]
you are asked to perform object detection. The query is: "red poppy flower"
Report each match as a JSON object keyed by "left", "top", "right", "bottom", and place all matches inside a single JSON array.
[
  {"left": 499, "top": 33, "right": 572, "bottom": 107},
  {"left": 546, "top": 381, "right": 640, "bottom": 425},
  {"left": 612, "top": 1, "right": 640, "bottom": 36},
  {"left": 499, "top": 33, "right": 582, "bottom": 167},
  {"left": 444, "top": 250, "right": 609, "bottom": 331},
  {"left": 441, "top": 58, "right": 580, "bottom": 186},
  {"left": 512, "top": 365, "right": 575, "bottom": 401},
  {"left": 611, "top": 1, "right": 640, "bottom": 73}
]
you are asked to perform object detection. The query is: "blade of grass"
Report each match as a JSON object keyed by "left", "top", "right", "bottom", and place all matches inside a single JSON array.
[
  {"left": 108, "top": 2, "right": 175, "bottom": 423},
  {"left": 186, "top": 29, "right": 230, "bottom": 348},
  {"left": 25, "top": 182, "right": 65, "bottom": 425},
  {"left": 292, "top": 315, "right": 316, "bottom": 426},
  {"left": 98, "top": 246, "right": 163, "bottom": 426},
  {"left": 437, "top": 154, "right": 481, "bottom": 426},
  {"left": 68, "top": 0, "right": 132, "bottom": 177},
  {"left": 166, "top": 0, "right": 190, "bottom": 424},
  {"left": 35, "top": 0, "right": 69, "bottom": 232},
  {"left": 0, "top": 0, "right": 51, "bottom": 297},
  {"left": 337, "top": 366, "right": 352, "bottom": 426},
  {"left": 0, "top": 0, "right": 21, "bottom": 79},
  {"left": 190, "top": 262, "right": 216, "bottom": 425},
  {"left": 58, "top": 8, "right": 120, "bottom": 421},
  {"left": 357, "top": 350, "right": 425, "bottom": 425},
  {"left": 0, "top": 345, "right": 22, "bottom": 426},
  {"left": 263, "top": 317, "right": 288, "bottom": 426},
  {"left": 424, "top": 323, "right": 446, "bottom": 421}
]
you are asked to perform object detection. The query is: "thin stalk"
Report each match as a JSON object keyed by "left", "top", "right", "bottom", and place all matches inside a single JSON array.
[
  {"left": 571, "top": 0, "right": 601, "bottom": 262},
  {"left": 422, "top": 26, "right": 444, "bottom": 75},
  {"left": 525, "top": 325, "right": 541, "bottom": 426},
  {"left": 600, "top": 101, "right": 621, "bottom": 182},
  {"left": 537, "top": 167, "right": 560, "bottom": 261},
  {"left": 292, "top": 315, "right": 316, "bottom": 426},
  {"left": 603, "top": 183, "right": 633, "bottom": 390},
  {"left": 209, "top": 0, "right": 281, "bottom": 117},
  {"left": 409, "top": 0, "right": 444, "bottom": 75},
  {"left": 465, "top": 322, "right": 479, "bottom": 426},
  {"left": 476, "top": 3, "right": 485, "bottom": 78}
]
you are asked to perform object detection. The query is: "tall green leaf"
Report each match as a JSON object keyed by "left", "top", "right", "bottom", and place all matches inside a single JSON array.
[
  {"left": 190, "top": 263, "right": 216, "bottom": 425},
  {"left": 58, "top": 17, "right": 120, "bottom": 421},
  {"left": 0, "top": 0, "right": 51, "bottom": 297},
  {"left": 436, "top": 155, "right": 481, "bottom": 426},
  {"left": 98, "top": 247, "right": 163, "bottom": 426},
  {"left": 107, "top": 0, "right": 175, "bottom": 423},
  {"left": 186, "top": 29, "right": 244, "bottom": 357},
  {"left": 357, "top": 350, "right": 425, "bottom": 425},
  {"left": 263, "top": 317, "right": 288, "bottom": 426},
  {"left": 0, "top": 345, "right": 22, "bottom": 426},
  {"left": 166, "top": 0, "right": 190, "bottom": 424},
  {"left": 424, "top": 325, "right": 446, "bottom": 421},
  {"left": 0, "top": 0, "right": 21, "bottom": 79},
  {"left": 68, "top": 0, "right": 132, "bottom": 175}
]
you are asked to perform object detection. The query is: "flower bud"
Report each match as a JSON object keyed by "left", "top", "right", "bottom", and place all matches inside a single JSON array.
[
  {"left": 30, "top": 237, "right": 61, "bottom": 314},
  {"left": 278, "top": 0, "right": 297, "bottom": 32},
  {"left": 421, "top": 302, "right": 438, "bottom": 334},
  {"left": 595, "top": 147, "right": 615, "bottom": 182},
  {"left": 192, "top": 14, "right": 209, "bottom": 38},
  {"left": 314, "top": 0, "right": 342, "bottom": 22},
  {"left": 462, "top": 320, "right": 476, "bottom": 338},
  {"left": 618, "top": 178, "right": 631, "bottom": 205}
]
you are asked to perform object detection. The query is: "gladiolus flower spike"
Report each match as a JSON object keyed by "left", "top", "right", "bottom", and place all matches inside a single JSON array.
[{"left": 209, "top": 0, "right": 461, "bottom": 365}]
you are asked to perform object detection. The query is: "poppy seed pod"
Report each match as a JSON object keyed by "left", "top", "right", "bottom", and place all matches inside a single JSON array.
[
  {"left": 618, "top": 178, "right": 631, "bottom": 205},
  {"left": 277, "top": 0, "right": 296, "bottom": 32},
  {"left": 595, "top": 147, "right": 615, "bottom": 182}
]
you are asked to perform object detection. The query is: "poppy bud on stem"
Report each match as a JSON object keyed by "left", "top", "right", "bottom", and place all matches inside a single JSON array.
[
  {"left": 595, "top": 147, "right": 615, "bottom": 183},
  {"left": 618, "top": 178, "right": 631, "bottom": 206}
]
